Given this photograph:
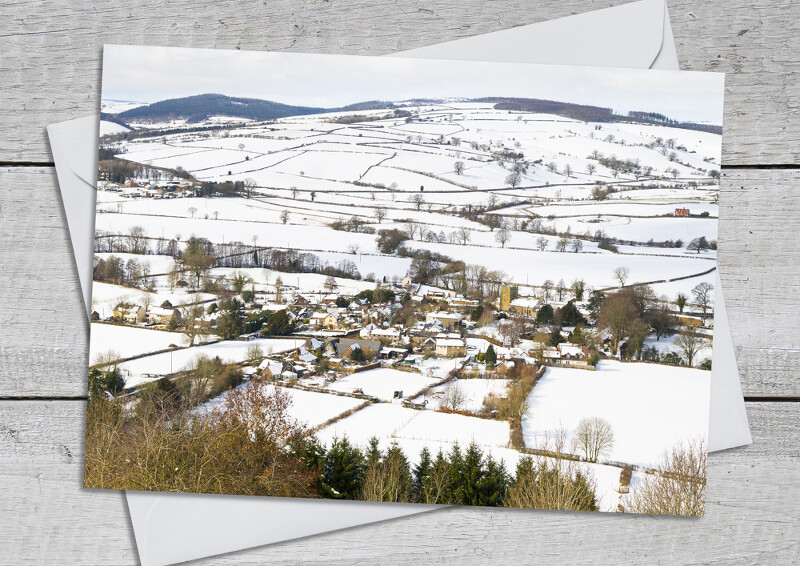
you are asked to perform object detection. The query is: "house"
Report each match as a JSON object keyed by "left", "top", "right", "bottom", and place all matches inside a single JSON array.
[
  {"left": 292, "top": 295, "right": 311, "bottom": 307},
  {"left": 148, "top": 306, "right": 181, "bottom": 327},
  {"left": 113, "top": 304, "right": 145, "bottom": 324},
  {"left": 508, "top": 297, "right": 540, "bottom": 318},
  {"left": 309, "top": 311, "right": 338, "bottom": 329},
  {"left": 320, "top": 294, "right": 340, "bottom": 306},
  {"left": 401, "top": 275, "right": 413, "bottom": 290},
  {"left": 361, "top": 324, "right": 401, "bottom": 342},
  {"left": 675, "top": 207, "right": 690, "bottom": 217},
  {"left": 349, "top": 297, "right": 371, "bottom": 313},
  {"left": 425, "top": 311, "right": 463, "bottom": 330},
  {"left": 448, "top": 295, "right": 480, "bottom": 309},
  {"left": 378, "top": 347, "right": 408, "bottom": 360},
  {"left": 435, "top": 337, "right": 466, "bottom": 358},
  {"left": 323, "top": 338, "right": 382, "bottom": 358},
  {"left": 557, "top": 343, "right": 585, "bottom": 359}
]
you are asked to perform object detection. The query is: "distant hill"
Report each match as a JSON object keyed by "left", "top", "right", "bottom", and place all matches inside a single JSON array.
[
  {"left": 111, "top": 93, "right": 719, "bottom": 135},
  {"left": 117, "top": 93, "right": 330, "bottom": 124},
  {"left": 476, "top": 97, "right": 721, "bottom": 135}
]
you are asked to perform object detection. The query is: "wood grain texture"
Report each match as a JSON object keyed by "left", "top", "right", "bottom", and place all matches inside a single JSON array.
[
  {"left": 2, "top": 166, "right": 798, "bottom": 397},
  {"left": 1, "top": 400, "right": 797, "bottom": 565},
  {"left": 0, "top": 0, "right": 798, "bottom": 165}
]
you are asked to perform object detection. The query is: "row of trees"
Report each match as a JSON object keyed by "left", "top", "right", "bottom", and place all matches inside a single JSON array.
[{"left": 84, "top": 373, "right": 599, "bottom": 510}]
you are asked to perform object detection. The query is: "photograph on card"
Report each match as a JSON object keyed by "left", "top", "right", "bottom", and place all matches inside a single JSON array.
[{"left": 85, "top": 44, "right": 722, "bottom": 516}]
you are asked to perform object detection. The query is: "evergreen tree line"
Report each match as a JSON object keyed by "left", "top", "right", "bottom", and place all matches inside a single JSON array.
[{"left": 308, "top": 436, "right": 598, "bottom": 510}]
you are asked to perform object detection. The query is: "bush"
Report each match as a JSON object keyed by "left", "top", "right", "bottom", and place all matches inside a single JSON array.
[{"left": 376, "top": 229, "right": 407, "bottom": 254}]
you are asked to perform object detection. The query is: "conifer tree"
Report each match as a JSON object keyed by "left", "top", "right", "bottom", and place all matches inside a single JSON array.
[
  {"left": 321, "top": 436, "right": 365, "bottom": 499},
  {"left": 460, "top": 442, "right": 486, "bottom": 506},
  {"left": 479, "top": 455, "right": 509, "bottom": 506},
  {"left": 412, "top": 447, "right": 432, "bottom": 502},
  {"left": 445, "top": 443, "right": 465, "bottom": 503},
  {"left": 485, "top": 345, "right": 497, "bottom": 367}
]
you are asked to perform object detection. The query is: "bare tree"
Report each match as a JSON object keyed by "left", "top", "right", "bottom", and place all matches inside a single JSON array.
[
  {"left": 243, "top": 178, "right": 257, "bottom": 199},
  {"left": 404, "top": 221, "right": 420, "bottom": 241},
  {"left": 564, "top": 163, "right": 572, "bottom": 178},
  {"left": 536, "top": 236, "right": 549, "bottom": 251},
  {"left": 692, "top": 282, "right": 713, "bottom": 322},
  {"left": 574, "top": 417, "right": 615, "bottom": 462},
  {"left": 126, "top": 225, "right": 148, "bottom": 254},
  {"left": 586, "top": 163, "right": 597, "bottom": 175},
  {"left": 613, "top": 266, "right": 630, "bottom": 287},
  {"left": 441, "top": 381, "right": 467, "bottom": 411},
  {"left": 504, "top": 430, "right": 598, "bottom": 511},
  {"left": 324, "top": 275, "right": 338, "bottom": 294},
  {"left": 290, "top": 186, "right": 298, "bottom": 199},
  {"left": 500, "top": 317, "right": 527, "bottom": 347},
  {"left": 454, "top": 161, "right": 465, "bottom": 175},
  {"left": 555, "top": 279, "right": 566, "bottom": 302},
  {"left": 626, "top": 440, "right": 706, "bottom": 516},
  {"left": 187, "top": 206, "right": 197, "bottom": 219},
  {"left": 457, "top": 226, "right": 471, "bottom": 245},
  {"left": 246, "top": 344, "right": 264, "bottom": 367},
  {"left": 139, "top": 292, "right": 153, "bottom": 314},
  {"left": 675, "top": 328, "right": 706, "bottom": 367},
  {"left": 374, "top": 207, "right": 387, "bottom": 223},
  {"left": 410, "top": 194, "right": 425, "bottom": 210},
  {"left": 495, "top": 229, "right": 511, "bottom": 248},
  {"left": 280, "top": 210, "right": 289, "bottom": 224},
  {"left": 541, "top": 279, "right": 554, "bottom": 301},
  {"left": 505, "top": 171, "right": 521, "bottom": 189},
  {"left": 571, "top": 239, "right": 584, "bottom": 253},
  {"left": 180, "top": 302, "right": 205, "bottom": 347}
]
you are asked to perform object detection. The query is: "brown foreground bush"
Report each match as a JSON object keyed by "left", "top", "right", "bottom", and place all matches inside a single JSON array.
[
  {"left": 84, "top": 376, "right": 320, "bottom": 497},
  {"left": 625, "top": 439, "right": 706, "bottom": 516}
]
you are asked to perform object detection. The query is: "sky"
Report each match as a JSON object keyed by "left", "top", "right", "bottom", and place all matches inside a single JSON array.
[{"left": 102, "top": 45, "right": 725, "bottom": 124}]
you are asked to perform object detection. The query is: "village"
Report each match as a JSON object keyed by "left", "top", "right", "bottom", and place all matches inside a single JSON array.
[{"left": 87, "top": 97, "right": 718, "bottom": 512}]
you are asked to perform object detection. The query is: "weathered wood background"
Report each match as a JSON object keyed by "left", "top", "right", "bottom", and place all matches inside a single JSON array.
[{"left": 0, "top": 1, "right": 798, "bottom": 564}]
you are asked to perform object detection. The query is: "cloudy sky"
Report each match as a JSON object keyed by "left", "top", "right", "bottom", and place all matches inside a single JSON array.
[{"left": 102, "top": 44, "right": 725, "bottom": 124}]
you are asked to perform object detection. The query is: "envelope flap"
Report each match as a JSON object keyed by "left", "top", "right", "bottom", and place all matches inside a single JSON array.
[{"left": 395, "top": 0, "right": 666, "bottom": 69}]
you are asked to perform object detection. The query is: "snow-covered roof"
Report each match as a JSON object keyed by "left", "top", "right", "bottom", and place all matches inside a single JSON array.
[
  {"left": 558, "top": 343, "right": 584, "bottom": 357},
  {"left": 149, "top": 306, "right": 176, "bottom": 316},
  {"left": 426, "top": 311, "right": 463, "bottom": 321},
  {"left": 509, "top": 297, "right": 540, "bottom": 309},
  {"left": 436, "top": 338, "right": 465, "bottom": 347}
]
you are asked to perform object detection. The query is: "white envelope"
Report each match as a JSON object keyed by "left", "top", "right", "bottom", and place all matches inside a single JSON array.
[{"left": 48, "top": 1, "right": 750, "bottom": 564}]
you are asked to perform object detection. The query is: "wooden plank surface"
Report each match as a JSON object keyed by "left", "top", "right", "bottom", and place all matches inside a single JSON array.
[
  {"left": 2, "top": 166, "right": 798, "bottom": 397},
  {"left": 1, "top": 1, "right": 799, "bottom": 564},
  {"left": 1, "top": 400, "right": 797, "bottom": 565},
  {"left": 0, "top": 0, "right": 798, "bottom": 165}
]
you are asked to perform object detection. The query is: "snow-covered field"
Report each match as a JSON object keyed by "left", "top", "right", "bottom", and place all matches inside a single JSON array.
[
  {"left": 522, "top": 361, "right": 710, "bottom": 469},
  {"left": 89, "top": 323, "right": 191, "bottom": 364},
  {"left": 326, "top": 367, "right": 439, "bottom": 401},
  {"left": 418, "top": 378, "right": 511, "bottom": 412},
  {"left": 96, "top": 102, "right": 719, "bottom": 304},
  {"left": 91, "top": 282, "right": 214, "bottom": 317},
  {"left": 119, "top": 337, "right": 305, "bottom": 387}
]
